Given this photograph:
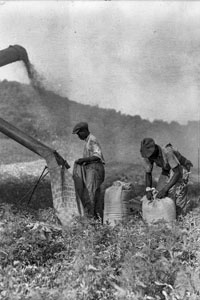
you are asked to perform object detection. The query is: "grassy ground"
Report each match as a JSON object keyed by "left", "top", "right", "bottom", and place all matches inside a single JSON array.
[
  {"left": 1, "top": 204, "right": 200, "bottom": 300},
  {"left": 0, "top": 138, "right": 200, "bottom": 299}
]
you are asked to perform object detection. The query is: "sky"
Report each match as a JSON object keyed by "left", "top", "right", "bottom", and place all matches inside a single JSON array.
[{"left": 0, "top": 1, "right": 200, "bottom": 124}]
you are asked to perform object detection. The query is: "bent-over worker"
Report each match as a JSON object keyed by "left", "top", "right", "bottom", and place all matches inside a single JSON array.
[
  {"left": 72, "top": 122, "right": 105, "bottom": 221},
  {"left": 140, "top": 138, "right": 193, "bottom": 216}
]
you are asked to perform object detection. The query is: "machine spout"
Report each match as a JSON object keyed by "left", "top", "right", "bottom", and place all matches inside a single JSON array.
[
  {"left": 0, "top": 45, "right": 33, "bottom": 79},
  {"left": 0, "top": 45, "right": 27, "bottom": 65},
  {"left": 0, "top": 45, "right": 44, "bottom": 92}
]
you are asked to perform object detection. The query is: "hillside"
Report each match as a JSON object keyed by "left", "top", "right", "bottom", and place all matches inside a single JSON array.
[{"left": 0, "top": 80, "right": 198, "bottom": 167}]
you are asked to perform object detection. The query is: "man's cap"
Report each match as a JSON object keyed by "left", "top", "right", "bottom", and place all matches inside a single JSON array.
[
  {"left": 140, "top": 138, "right": 156, "bottom": 158},
  {"left": 72, "top": 122, "right": 88, "bottom": 134}
]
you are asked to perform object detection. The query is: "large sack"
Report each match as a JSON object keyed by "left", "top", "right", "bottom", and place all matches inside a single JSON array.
[
  {"left": 104, "top": 181, "right": 134, "bottom": 225},
  {"left": 142, "top": 195, "right": 176, "bottom": 224},
  {"left": 72, "top": 163, "right": 85, "bottom": 216}
]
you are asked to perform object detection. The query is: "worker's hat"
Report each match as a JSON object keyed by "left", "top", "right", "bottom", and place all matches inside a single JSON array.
[
  {"left": 72, "top": 122, "right": 89, "bottom": 134},
  {"left": 140, "top": 138, "right": 156, "bottom": 158}
]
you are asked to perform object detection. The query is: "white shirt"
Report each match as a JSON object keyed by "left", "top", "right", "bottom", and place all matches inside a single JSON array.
[{"left": 83, "top": 134, "right": 105, "bottom": 164}]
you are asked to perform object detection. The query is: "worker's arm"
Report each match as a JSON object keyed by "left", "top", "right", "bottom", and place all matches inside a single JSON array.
[
  {"left": 75, "top": 156, "right": 101, "bottom": 165},
  {"left": 157, "top": 165, "right": 182, "bottom": 199},
  {"left": 145, "top": 172, "right": 153, "bottom": 200},
  {"left": 146, "top": 172, "right": 152, "bottom": 188}
]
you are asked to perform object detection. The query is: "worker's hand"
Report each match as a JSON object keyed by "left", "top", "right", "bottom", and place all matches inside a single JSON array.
[
  {"left": 156, "top": 187, "right": 168, "bottom": 199},
  {"left": 146, "top": 190, "right": 153, "bottom": 201},
  {"left": 75, "top": 158, "right": 86, "bottom": 165}
]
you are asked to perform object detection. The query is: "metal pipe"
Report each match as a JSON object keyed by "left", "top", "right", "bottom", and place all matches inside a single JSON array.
[{"left": 0, "top": 117, "right": 53, "bottom": 159}]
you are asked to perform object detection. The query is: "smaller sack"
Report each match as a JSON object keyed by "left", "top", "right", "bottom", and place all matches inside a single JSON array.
[
  {"left": 104, "top": 181, "right": 134, "bottom": 225},
  {"left": 142, "top": 195, "right": 176, "bottom": 224}
]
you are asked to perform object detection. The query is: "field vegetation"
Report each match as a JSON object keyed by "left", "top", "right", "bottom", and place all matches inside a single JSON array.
[
  {"left": 0, "top": 157, "right": 199, "bottom": 300},
  {"left": 1, "top": 201, "right": 200, "bottom": 300}
]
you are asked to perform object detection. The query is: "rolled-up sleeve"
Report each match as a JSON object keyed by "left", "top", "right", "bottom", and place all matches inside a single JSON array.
[
  {"left": 165, "top": 149, "right": 179, "bottom": 169},
  {"left": 91, "top": 139, "right": 102, "bottom": 159}
]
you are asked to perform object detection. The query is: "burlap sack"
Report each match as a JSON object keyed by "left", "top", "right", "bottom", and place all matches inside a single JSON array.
[
  {"left": 142, "top": 195, "right": 176, "bottom": 224},
  {"left": 104, "top": 181, "right": 134, "bottom": 226}
]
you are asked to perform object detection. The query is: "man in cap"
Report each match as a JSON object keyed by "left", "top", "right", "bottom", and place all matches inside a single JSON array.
[
  {"left": 72, "top": 122, "right": 105, "bottom": 220},
  {"left": 140, "top": 138, "right": 193, "bottom": 216}
]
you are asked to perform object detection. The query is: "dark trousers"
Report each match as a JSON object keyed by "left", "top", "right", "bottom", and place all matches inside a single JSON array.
[{"left": 73, "top": 162, "right": 105, "bottom": 220}]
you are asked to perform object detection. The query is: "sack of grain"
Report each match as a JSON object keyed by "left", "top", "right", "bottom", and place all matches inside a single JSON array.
[
  {"left": 104, "top": 181, "right": 134, "bottom": 226},
  {"left": 142, "top": 193, "right": 176, "bottom": 224}
]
